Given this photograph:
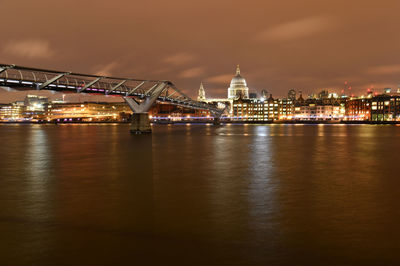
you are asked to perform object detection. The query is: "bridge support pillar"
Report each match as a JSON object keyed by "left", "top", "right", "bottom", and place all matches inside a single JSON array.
[
  {"left": 210, "top": 109, "right": 225, "bottom": 126},
  {"left": 130, "top": 113, "right": 152, "bottom": 134},
  {"left": 213, "top": 117, "right": 221, "bottom": 125},
  {"left": 123, "top": 82, "right": 168, "bottom": 134}
]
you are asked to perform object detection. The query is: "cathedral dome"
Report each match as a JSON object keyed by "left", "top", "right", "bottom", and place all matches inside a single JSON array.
[
  {"left": 230, "top": 66, "right": 247, "bottom": 88},
  {"left": 227, "top": 65, "right": 249, "bottom": 99}
]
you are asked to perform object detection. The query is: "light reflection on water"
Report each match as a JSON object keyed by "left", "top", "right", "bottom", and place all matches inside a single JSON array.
[{"left": 0, "top": 124, "right": 400, "bottom": 265}]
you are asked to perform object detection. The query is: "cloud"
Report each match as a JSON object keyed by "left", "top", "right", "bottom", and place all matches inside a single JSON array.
[
  {"left": 291, "top": 76, "right": 317, "bottom": 83},
  {"left": 163, "top": 52, "right": 196, "bottom": 65},
  {"left": 179, "top": 67, "right": 205, "bottom": 78},
  {"left": 205, "top": 74, "right": 233, "bottom": 84},
  {"left": 94, "top": 62, "right": 119, "bottom": 76},
  {"left": 152, "top": 68, "right": 170, "bottom": 74},
  {"left": 366, "top": 64, "right": 400, "bottom": 75},
  {"left": 3, "top": 39, "right": 55, "bottom": 59},
  {"left": 256, "top": 16, "right": 335, "bottom": 42}
]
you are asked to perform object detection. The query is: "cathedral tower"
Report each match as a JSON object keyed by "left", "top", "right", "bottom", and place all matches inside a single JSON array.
[{"left": 197, "top": 82, "right": 206, "bottom": 101}]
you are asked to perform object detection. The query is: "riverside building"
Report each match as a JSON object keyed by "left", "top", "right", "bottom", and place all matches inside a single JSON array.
[
  {"left": 370, "top": 94, "right": 400, "bottom": 121},
  {"left": 345, "top": 97, "right": 371, "bottom": 121},
  {"left": 344, "top": 91, "right": 400, "bottom": 122},
  {"left": 231, "top": 95, "right": 280, "bottom": 121},
  {"left": 46, "top": 102, "right": 132, "bottom": 122},
  {"left": 0, "top": 101, "right": 25, "bottom": 121},
  {"left": 278, "top": 98, "right": 294, "bottom": 120},
  {"left": 293, "top": 92, "right": 346, "bottom": 121}
]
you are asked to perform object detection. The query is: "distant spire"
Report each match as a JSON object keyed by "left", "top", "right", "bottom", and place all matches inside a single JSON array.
[
  {"left": 197, "top": 82, "right": 206, "bottom": 102},
  {"left": 236, "top": 64, "right": 240, "bottom": 75}
]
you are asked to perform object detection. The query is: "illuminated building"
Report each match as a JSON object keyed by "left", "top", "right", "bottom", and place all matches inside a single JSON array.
[
  {"left": 261, "top": 90, "right": 268, "bottom": 99},
  {"left": 278, "top": 98, "right": 294, "bottom": 120},
  {"left": 345, "top": 98, "right": 371, "bottom": 121},
  {"left": 294, "top": 104, "right": 329, "bottom": 120},
  {"left": 0, "top": 101, "right": 25, "bottom": 121},
  {"left": 370, "top": 95, "right": 400, "bottom": 121},
  {"left": 231, "top": 94, "right": 279, "bottom": 121},
  {"left": 232, "top": 97, "right": 263, "bottom": 121},
  {"left": 294, "top": 98, "right": 345, "bottom": 121},
  {"left": 46, "top": 102, "right": 132, "bottom": 122},
  {"left": 24, "top": 95, "right": 48, "bottom": 107},
  {"left": 228, "top": 65, "right": 249, "bottom": 99},
  {"left": 197, "top": 82, "right": 206, "bottom": 102},
  {"left": 291, "top": 90, "right": 346, "bottom": 120},
  {"left": 24, "top": 95, "right": 48, "bottom": 120},
  {"left": 267, "top": 95, "right": 280, "bottom": 120}
]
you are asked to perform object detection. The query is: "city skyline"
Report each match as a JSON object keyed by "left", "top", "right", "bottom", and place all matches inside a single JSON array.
[
  {"left": 0, "top": 63, "right": 398, "bottom": 104},
  {"left": 1, "top": 0, "right": 400, "bottom": 99},
  {"left": 3, "top": 1, "right": 400, "bottom": 264}
]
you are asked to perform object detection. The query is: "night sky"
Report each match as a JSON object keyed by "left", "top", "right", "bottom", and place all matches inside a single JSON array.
[{"left": 1, "top": 0, "right": 400, "bottom": 102}]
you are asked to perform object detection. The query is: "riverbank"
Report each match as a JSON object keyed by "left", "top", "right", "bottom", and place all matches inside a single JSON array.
[{"left": 1, "top": 120, "right": 400, "bottom": 125}]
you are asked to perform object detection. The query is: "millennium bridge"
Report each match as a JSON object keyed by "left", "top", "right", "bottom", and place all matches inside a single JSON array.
[{"left": 0, "top": 64, "right": 224, "bottom": 133}]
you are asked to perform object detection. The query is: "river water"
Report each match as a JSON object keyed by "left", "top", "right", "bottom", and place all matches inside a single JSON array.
[{"left": 0, "top": 124, "right": 400, "bottom": 265}]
